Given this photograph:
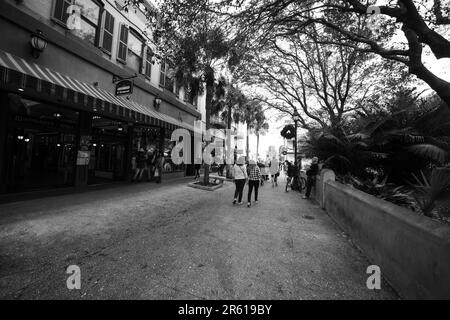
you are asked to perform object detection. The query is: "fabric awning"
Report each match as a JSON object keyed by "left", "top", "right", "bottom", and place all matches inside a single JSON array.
[{"left": 0, "top": 49, "right": 194, "bottom": 131}]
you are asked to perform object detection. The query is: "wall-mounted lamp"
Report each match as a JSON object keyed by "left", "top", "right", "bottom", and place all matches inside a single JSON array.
[
  {"left": 154, "top": 96, "right": 162, "bottom": 110},
  {"left": 30, "top": 30, "right": 48, "bottom": 59}
]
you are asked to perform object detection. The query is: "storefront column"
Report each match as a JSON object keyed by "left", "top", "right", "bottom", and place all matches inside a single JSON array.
[
  {"left": 159, "top": 127, "right": 165, "bottom": 154},
  {"left": 186, "top": 134, "right": 195, "bottom": 176},
  {"left": 75, "top": 111, "right": 92, "bottom": 187},
  {"left": 0, "top": 93, "right": 9, "bottom": 193},
  {"left": 125, "top": 124, "right": 134, "bottom": 181}
]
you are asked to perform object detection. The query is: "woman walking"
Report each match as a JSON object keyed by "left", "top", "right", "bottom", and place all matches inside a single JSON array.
[
  {"left": 247, "top": 160, "right": 261, "bottom": 207},
  {"left": 232, "top": 159, "right": 247, "bottom": 205}
]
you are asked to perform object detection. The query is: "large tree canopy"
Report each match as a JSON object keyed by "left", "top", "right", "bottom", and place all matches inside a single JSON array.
[{"left": 209, "top": 0, "right": 450, "bottom": 108}]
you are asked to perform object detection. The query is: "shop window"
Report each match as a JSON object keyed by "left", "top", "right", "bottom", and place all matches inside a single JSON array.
[
  {"left": 163, "top": 132, "right": 185, "bottom": 173},
  {"left": 89, "top": 116, "right": 127, "bottom": 183},
  {"left": 100, "top": 10, "right": 115, "bottom": 54},
  {"left": 6, "top": 96, "right": 79, "bottom": 192},
  {"left": 127, "top": 29, "right": 144, "bottom": 73}
]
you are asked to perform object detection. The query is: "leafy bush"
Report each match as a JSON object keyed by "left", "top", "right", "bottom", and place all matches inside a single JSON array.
[{"left": 348, "top": 176, "right": 419, "bottom": 211}]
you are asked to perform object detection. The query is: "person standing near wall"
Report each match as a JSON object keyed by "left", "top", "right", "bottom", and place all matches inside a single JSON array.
[
  {"left": 247, "top": 160, "right": 261, "bottom": 207},
  {"left": 285, "top": 160, "right": 294, "bottom": 192},
  {"left": 303, "top": 157, "right": 319, "bottom": 199},
  {"left": 232, "top": 159, "right": 247, "bottom": 205}
]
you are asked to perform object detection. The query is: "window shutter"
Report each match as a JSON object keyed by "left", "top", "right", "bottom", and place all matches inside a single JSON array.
[
  {"left": 117, "top": 23, "right": 128, "bottom": 63},
  {"left": 145, "top": 48, "right": 152, "bottom": 79},
  {"left": 100, "top": 10, "right": 115, "bottom": 54},
  {"left": 159, "top": 61, "right": 166, "bottom": 87},
  {"left": 53, "top": 0, "right": 73, "bottom": 24}
]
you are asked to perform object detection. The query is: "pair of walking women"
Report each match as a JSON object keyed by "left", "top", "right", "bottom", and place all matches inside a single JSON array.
[{"left": 231, "top": 160, "right": 261, "bottom": 208}]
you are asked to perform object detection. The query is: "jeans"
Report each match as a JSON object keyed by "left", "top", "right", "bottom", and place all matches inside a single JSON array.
[
  {"left": 234, "top": 179, "right": 245, "bottom": 202},
  {"left": 248, "top": 180, "right": 259, "bottom": 203},
  {"left": 305, "top": 176, "right": 315, "bottom": 197}
]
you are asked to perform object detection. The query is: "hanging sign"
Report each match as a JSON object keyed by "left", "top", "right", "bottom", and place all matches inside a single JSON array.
[{"left": 115, "top": 80, "right": 134, "bottom": 96}]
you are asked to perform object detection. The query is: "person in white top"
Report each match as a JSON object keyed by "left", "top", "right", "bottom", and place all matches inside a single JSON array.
[{"left": 232, "top": 160, "right": 248, "bottom": 205}]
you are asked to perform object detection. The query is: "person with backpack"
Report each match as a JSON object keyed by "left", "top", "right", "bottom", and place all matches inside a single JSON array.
[
  {"left": 232, "top": 158, "right": 247, "bottom": 205},
  {"left": 247, "top": 160, "right": 261, "bottom": 207}
]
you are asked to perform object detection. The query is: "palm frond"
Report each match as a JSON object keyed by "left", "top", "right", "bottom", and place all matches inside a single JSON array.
[{"left": 406, "top": 144, "right": 449, "bottom": 164}]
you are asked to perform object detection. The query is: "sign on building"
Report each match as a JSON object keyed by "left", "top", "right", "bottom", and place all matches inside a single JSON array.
[{"left": 115, "top": 80, "right": 134, "bottom": 96}]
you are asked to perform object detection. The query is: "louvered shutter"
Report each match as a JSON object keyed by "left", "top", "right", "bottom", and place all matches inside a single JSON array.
[
  {"left": 100, "top": 10, "right": 115, "bottom": 54},
  {"left": 117, "top": 24, "right": 128, "bottom": 63}
]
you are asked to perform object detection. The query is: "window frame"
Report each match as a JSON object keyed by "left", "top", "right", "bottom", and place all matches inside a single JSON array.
[
  {"left": 127, "top": 28, "right": 145, "bottom": 74},
  {"left": 52, "top": 0, "right": 103, "bottom": 46},
  {"left": 144, "top": 47, "right": 153, "bottom": 80}
]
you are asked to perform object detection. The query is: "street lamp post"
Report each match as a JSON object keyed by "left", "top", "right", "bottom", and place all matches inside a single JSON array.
[{"left": 292, "top": 112, "right": 300, "bottom": 191}]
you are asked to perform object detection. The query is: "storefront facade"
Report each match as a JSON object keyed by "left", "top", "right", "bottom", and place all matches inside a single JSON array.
[{"left": 0, "top": 0, "right": 202, "bottom": 194}]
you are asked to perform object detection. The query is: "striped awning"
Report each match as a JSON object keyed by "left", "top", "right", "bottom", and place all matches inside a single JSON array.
[{"left": 0, "top": 49, "right": 194, "bottom": 131}]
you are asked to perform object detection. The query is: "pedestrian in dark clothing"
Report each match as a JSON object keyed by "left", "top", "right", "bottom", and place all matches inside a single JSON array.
[
  {"left": 247, "top": 160, "right": 261, "bottom": 207},
  {"left": 145, "top": 150, "right": 154, "bottom": 181},
  {"left": 132, "top": 148, "right": 146, "bottom": 182},
  {"left": 303, "top": 157, "right": 319, "bottom": 199},
  {"left": 154, "top": 151, "right": 165, "bottom": 184},
  {"left": 285, "top": 160, "right": 294, "bottom": 192}
]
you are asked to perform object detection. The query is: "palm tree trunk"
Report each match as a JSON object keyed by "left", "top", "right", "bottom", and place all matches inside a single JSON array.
[
  {"left": 246, "top": 123, "right": 250, "bottom": 161},
  {"left": 256, "top": 133, "right": 260, "bottom": 160},
  {"left": 203, "top": 68, "right": 214, "bottom": 186}
]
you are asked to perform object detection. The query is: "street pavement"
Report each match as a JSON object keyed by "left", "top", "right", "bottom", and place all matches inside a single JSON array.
[{"left": 0, "top": 175, "right": 398, "bottom": 299}]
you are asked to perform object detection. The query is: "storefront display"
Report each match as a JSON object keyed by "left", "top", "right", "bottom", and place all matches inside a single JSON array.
[{"left": 5, "top": 95, "right": 78, "bottom": 192}]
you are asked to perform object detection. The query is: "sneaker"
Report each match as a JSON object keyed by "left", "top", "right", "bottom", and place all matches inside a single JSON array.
[
  {"left": 233, "top": 199, "right": 237, "bottom": 205},
  {"left": 255, "top": 200, "right": 258, "bottom": 204},
  {"left": 302, "top": 196, "right": 309, "bottom": 199},
  {"left": 247, "top": 202, "right": 251, "bottom": 207},
  {"left": 238, "top": 202, "right": 243, "bottom": 205}
]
